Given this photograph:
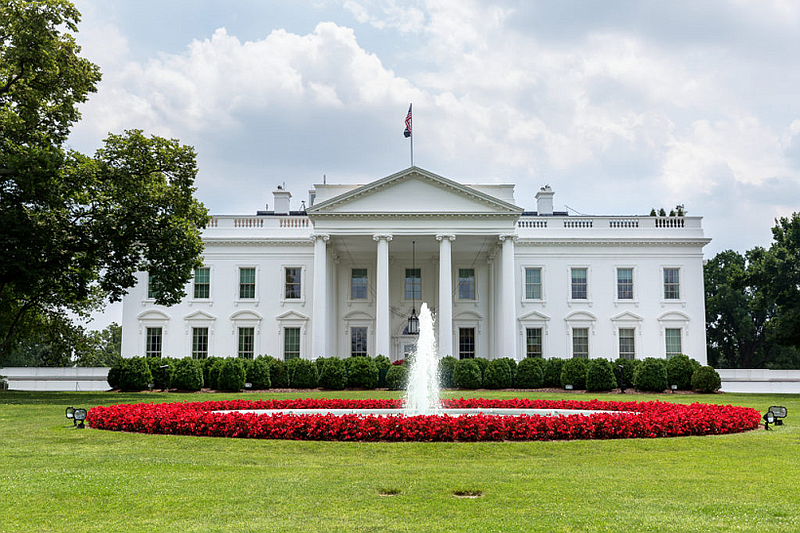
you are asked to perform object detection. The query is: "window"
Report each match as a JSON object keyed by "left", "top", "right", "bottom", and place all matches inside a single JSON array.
[
  {"left": 351, "top": 327, "right": 368, "bottom": 357},
  {"left": 239, "top": 267, "right": 255, "bottom": 299},
  {"left": 663, "top": 268, "right": 680, "bottom": 299},
  {"left": 145, "top": 327, "right": 162, "bottom": 358},
  {"left": 617, "top": 268, "right": 633, "bottom": 300},
  {"left": 525, "top": 268, "right": 542, "bottom": 300},
  {"left": 458, "top": 268, "right": 475, "bottom": 300},
  {"left": 194, "top": 267, "right": 210, "bottom": 299},
  {"left": 284, "top": 327, "right": 300, "bottom": 360},
  {"left": 238, "top": 327, "right": 254, "bottom": 359},
  {"left": 351, "top": 268, "right": 368, "bottom": 300},
  {"left": 459, "top": 328, "right": 475, "bottom": 359},
  {"left": 526, "top": 328, "right": 543, "bottom": 358},
  {"left": 571, "top": 268, "right": 587, "bottom": 300},
  {"left": 619, "top": 328, "right": 635, "bottom": 360},
  {"left": 405, "top": 268, "right": 421, "bottom": 300},
  {"left": 285, "top": 267, "right": 302, "bottom": 299},
  {"left": 665, "top": 328, "right": 682, "bottom": 358},
  {"left": 192, "top": 327, "right": 209, "bottom": 359},
  {"left": 572, "top": 327, "right": 589, "bottom": 358},
  {"left": 147, "top": 273, "right": 162, "bottom": 299}
]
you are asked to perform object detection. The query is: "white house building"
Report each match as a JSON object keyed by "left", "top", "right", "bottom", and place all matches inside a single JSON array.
[{"left": 121, "top": 167, "right": 710, "bottom": 364}]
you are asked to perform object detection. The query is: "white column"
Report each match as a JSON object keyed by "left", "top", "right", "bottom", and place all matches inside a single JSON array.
[
  {"left": 499, "top": 234, "right": 518, "bottom": 360},
  {"left": 436, "top": 234, "right": 455, "bottom": 358},
  {"left": 374, "top": 234, "right": 392, "bottom": 357},
  {"left": 311, "top": 233, "right": 329, "bottom": 359}
]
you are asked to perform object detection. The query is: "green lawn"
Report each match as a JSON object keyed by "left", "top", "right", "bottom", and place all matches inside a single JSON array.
[{"left": 1, "top": 390, "right": 798, "bottom": 532}]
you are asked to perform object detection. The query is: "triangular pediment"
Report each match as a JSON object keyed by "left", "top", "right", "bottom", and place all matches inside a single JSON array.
[
  {"left": 518, "top": 310, "right": 551, "bottom": 322},
  {"left": 610, "top": 311, "right": 643, "bottom": 322},
  {"left": 276, "top": 310, "right": 309, "bottom": 321},
  {"left": 307, "top": 167, "right": 522, "bottom": 218}
]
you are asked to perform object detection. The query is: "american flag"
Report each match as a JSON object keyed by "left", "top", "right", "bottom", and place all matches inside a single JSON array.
[{"left": 404, "top": 104, "right": 412, "bottom": 138}]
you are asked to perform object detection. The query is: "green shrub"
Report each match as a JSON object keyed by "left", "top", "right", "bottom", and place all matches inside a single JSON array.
[
  {"left": 346, "top": 356, "right": 378, "bottom": 389},
  {"left": 560, "top": 358, "right": 588, "bottom": 389},
  {"left": 586, "top": 359, "right": 617, "bottom": 391},
  {"left": 385, "top": 365, "right": 408, "bottom": 391},
  {"left": 289, "top": 358, "right": 318, "bottom": 389},
  {"left": 438, "top": 356, "right": 458, "bottom": 388},
  {"left": 666, "top": 354, "right": 697, "bottom": 390},
  {"left": 119, "top": 357, "right": 153, "bottom": 391},
  {"left": 373, "top": 355, "right": 391, "bottom": 388},
  {"left": 453, "top": 358, "right": 482, "bottom": 389},
  {"left": 170, "top": 357, "right": 204, "bottom": 391},
  {"left": 614, "top": 357, "right": 639, "bottom": 389},
  {"left": 263, "top": 356, "right": 288, "bottom": 388},
  {"left": 543, "top": 358, "right": 565, "bottom": 388},
  {"left": 473, "top": 357, "right": 489, "bottom": 381},
  {"left": 217, "top": 358, "right": 246, "bottom": 392},
  {"left": 483, "top": 359, "right": 513, "bottom": 389},
  {"left": 318, "top": 357, "right": 347, "bottom": 390},
  {"left": 692, "top": 366, "right": 721, "bottom": 393},
  {"left": 515, "top": 358, "right": 544, "bottom": 388},
  {"left": 107, "top": 359, "right": 123, "bottom": 389},
  {"left": 240, "top": 358, "right": 255, "bottom": 385},
  {"left": 497, "top": 357, "right": 518, "bottom": 383},
  {"left": 634, "top": 358, "right": 668, "bottom": 392},
  {"left": 146, "top": 357, "right": 172, "bottom": 389},
  {"left": 201, "top": 357, "right": 223, "bottom": 389},
  {"left": 247, "top": 356, "right": 271, "bottom": 389}
]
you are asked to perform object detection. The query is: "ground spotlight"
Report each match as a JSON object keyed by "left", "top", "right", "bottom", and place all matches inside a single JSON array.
[
  {"left": 65, "top": 406, "right": 75, "bottom": 422},
  {"left": 768, "top": 406, "right": 787, "bottom": 426},
  {"left": 763, "top": 410, "right": 776, "bottom": 430},
  {"left": 73, "top": 408, "right": 87, "bottom": 429}
]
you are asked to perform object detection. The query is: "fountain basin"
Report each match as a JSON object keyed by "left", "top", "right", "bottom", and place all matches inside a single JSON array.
[{"left": 216, "top": 407, "right": 631, "bottom": 417}]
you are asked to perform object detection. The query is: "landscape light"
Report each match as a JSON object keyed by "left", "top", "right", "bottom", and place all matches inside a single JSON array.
[
  {"left": 65, "top": 406, "right": 75, "bottom": 421},
  {"left": 768, "top": 406, "right": 787, "bottom": 426},
  {"left": 671, "top": 384, "right": 678, "bottom": 393},
  {"left": 763, "top": 410, "right": 776, "bottom": 430},
  {"left": 565, "top": 384, "right": 573, "bottom": 390},
  {"left": 73, "top": 408, "right": 87, "bottom": 429}
]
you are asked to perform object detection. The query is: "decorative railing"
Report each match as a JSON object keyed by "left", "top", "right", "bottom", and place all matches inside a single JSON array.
[
  {"left": 517, "top": 215, "right": 701, "bottom": 232},
  {"left": 207, "top": 216, "right": 310, "bottom": 230}
]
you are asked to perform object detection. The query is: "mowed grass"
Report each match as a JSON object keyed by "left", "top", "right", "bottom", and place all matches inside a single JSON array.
[{"left": 1, "top": 390, "right": 798, "bottom": 532}]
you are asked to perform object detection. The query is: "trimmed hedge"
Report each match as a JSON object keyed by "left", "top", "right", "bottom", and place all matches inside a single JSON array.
[
  {"left": 614, "top": 357, "right": 640, "bottom": 389},
  {"left": 217, "top": 358, "right": 246, "bottom": 392},
  {"left": 515, "top": 357, "right": 544, "bottom": 388},
  {"left": 385, "top": 365, "right": 408, "bottom": 391},
  {"left": 264, "top": 356, "right": 288, "bottom": 388},
  {"left": 666, "top": 354, "right": 700, "bottom": 390},
  {"left": 453, "top": 358, "right": 482, "bottom": 389},
  {"left": 247, "top": 357, "right": 272, "bottom": 389},
  {"left": 170, "top": 357, "right": 204, "bottom": 391},
  {"left": 473, "top": 357, "right": 489, "bottom": 382},
  {"left": 374, "top": 355, "right": 391, "bottom": 388},
  {"left": 318, "top": 357, "right": 347, "bottom": 390},
  {"left": 346, "top": 356, "right": 378, "bottom": 389},
  {"left": 692, "top": 366, "right": 721, "bottom": 393},
  {"left": 201, "top": 357, "right": 223, "bottom": 389},
  {"left": 118, "top": 357, "right": 153, "bottom": 391},
  {"left": 560, "top": 358, "right": 588, "bottom": 390},
  {"left": 147, "top": 357, "right": 172, "bottom": 389},
  {"left": 288, "top": 358, "right": 318, "bottom": 389},
  {"left": 483, "top": 359, "right": 513, "bottom": 389},
  {"left": 543, "top": 358, "right": 565, "bottom": 388},
  {"left": 634, "top": 358, "right": 668, "bottom": 392},
  {"left": 438, "top": 356, "right": 458, "bottom": 389},
  {"left": 586, "top": 359, "right": 617, "bottom": 391}
]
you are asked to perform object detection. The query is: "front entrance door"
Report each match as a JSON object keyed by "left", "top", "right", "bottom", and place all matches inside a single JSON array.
[{"left": 393, "top": 335, "right": 418, "bottom": 362}]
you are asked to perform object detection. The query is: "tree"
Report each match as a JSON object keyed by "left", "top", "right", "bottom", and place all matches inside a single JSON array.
[
  {"left": 1, "top": 1, "right": 208, "bottom": 358},
  {"left": 74, "top": 323, "right": 122, "bottom": 367}
]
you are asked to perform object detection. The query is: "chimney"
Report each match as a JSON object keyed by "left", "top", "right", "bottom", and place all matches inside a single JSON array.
[
  {"left": 273, "top": 185, "right": 291, "bottom": 215},
  {"left": 535, "top": 185, "right": 554, "bottom": 216}
]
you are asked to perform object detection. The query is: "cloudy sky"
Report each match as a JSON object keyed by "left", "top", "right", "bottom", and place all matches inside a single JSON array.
[{"left": 67, "top": 0, "right": 800, "bottom": 326}]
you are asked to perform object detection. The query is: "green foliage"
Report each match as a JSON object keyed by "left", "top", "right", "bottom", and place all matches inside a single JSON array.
[
  {"left": 289, "top": 359, "right": 318, "bottom": 389},
  {"left": 217, "top": 358, "right": 245, "bottom": 392},
  {"left": 473, "top": 357, "right": 489, "bottom": 381},
  {"left": 614, "top": 358, "right": 639, "bottom": 388},
  {"left": 106, "top": 359, "right": 123, "bottom": 389},
  {"left": 586, "top": 359, "right": 617, "bottom": 391},
  {"left": 483, "top": 359, "right": 513, "bottom": 389},
  {"left": 453, "top": 358, "right": 482, "bottom": 389},
  {"left": 515, "top": 358, "right": 544, "bottom": 388},
  {"left": 438, "top": 356, "right": 458, "bottom": 388},
  {"left": 692, "top": 366, "right": 722, "bottom": 393},
  {"left": 0, "top": 1, "right": 208, "bottom": 359},
  {"left": 74, "top": 323, "right": 122, "bottom": 367},
  {"left": 318, "top": 357, "right": 346, "bottom": 390},
  {"left": 263, "top": 356, "right": 288, "bottom": 388},
  {"left": 146, "top": 357, "right": 172, "bottom": 389},
  {"left": 543, "top": 358, "right": 565, "bottom": 388},
  {"left": 373, "top": 355, "right": 391, "bottom": 388},
  {"left": 346, "top": 356, "right": 378, "bottom": 389},
  {"left": 496, "top": 357, "right": 517, "bottom": 383},
  {"left": 247, "top": 357, "right": 271, "bottom": 390},
  {"left": 560, "top": 358, "right": 587, "bottom": 389},
  {"left": 666, "top": 354, "right": 699, "bottom": 390},
  {"left": 385, "top": 365, "right": 408, "bottom": 391},
  {"left": 118, "top": 357, "right": 152, "bottom": 391},
  {"left": 201, "top": 357, "right": 223, "bottom": 390},
  {"left": 169, "top": 357, "right": 203, "bottom": 391},
  {"left": 634, "top": 358, "right": 668, "bottom": 392}
]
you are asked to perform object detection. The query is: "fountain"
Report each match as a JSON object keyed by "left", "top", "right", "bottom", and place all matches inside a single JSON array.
[{"left": 404, "top": 303, "right": 440, "bottom": 415}]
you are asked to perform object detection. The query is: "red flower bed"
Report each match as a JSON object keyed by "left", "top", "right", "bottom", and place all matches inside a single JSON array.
[{"left": 86, "top": 398, "right": 761, "bottom": 442}]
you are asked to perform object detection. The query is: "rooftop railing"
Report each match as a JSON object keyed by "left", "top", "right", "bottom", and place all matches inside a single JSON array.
[
  {"left": 206, "top": 215, "right": 310, "bottom": 230},
  {"left": 517, "top": 216, "right": 700, "bottom": 231}
]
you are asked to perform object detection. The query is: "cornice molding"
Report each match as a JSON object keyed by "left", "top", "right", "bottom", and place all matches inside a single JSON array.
[
  {"left": 515, "top": 238, "right": 711, "bottom": 247},
  {"left": 204, "top": 238, "right": 313, "bottom": 246}
]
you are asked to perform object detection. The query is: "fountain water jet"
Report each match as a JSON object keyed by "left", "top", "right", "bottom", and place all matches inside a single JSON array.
[{"left": 404, "top": 303, "right": 440, "bottom": 415}]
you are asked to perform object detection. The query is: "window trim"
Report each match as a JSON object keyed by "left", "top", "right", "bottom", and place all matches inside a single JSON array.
[
  {"left": 662, "top": 266, "right": 682, "bottom": 303},
  {"left": 568, "top": 266, "right": 592, "bottom": 305},
  {"left": 192, "top": 326, "right": 210, "bottom": 359},
  {"left": 564, "top": 310, "right": 596, "bottom": 359},
  {"left": 350, "top": 326, "right": 369, "bottom": 357},
  {"left": 456, "top": 267, "right": 477, "bottom": 301},
  {"left": 276, "top": 310, "right": 309, "bottom": 361},
  {"left": 521, "top": 265, "right": 545, "bottom": 303},
  {"left": 614, "top": 266, "right": 638, "bottom": 305},
  {"left": 349, "top": 267, "right": 370, "bottom": 302},
  {"left": 658, "top": 311, "right": 690, "bottom": 359},
  {"left": 235, "top": 265, "right": 260, "bottom": 306},
  {"left": 517, "top": 310, "right": 550, "bottom": 359},
  {"left": 617, "top": 327, "right": 636, "bottom": 360},
  {"left": 458, "top": 327, "right": 476, "bottom": 359},
  {"left": 525, "top": 327, "right": 544, "bottom": 358},
  {"left": 192, "top": 266, "right": 212, "bottom": 301},
  {"left": 184, "top": 310, "right": 216, "bottom": 359},
  {"left": 664, "top": 327, "right": 683, "bottom": 359},
  {"left": 571, "top": 327, "right": 590, "bottom": 359},
  {"left": 403, "top": 266, "right": 422, "bottom": 302},
  {"left": 280, "top": 264, "right": 306, "bottom": 306},
  {"left": 283, "top": 326, "right": 302, "bottom": 360},
  {"left": 145, "top": 326, "right": 163, "bottom": 359}
]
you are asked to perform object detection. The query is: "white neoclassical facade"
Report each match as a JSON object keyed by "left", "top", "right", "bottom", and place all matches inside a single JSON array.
[{"left": 121, "top": 167, "right": 710, "bottom": 364}]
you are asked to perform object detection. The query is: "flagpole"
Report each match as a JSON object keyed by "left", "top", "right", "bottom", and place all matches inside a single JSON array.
[
  {"left": 410, "top": 128, "right": 414, "bottom": 167},
  {"left": 404, "top": 103, "right": 413, "bottom": 168}
]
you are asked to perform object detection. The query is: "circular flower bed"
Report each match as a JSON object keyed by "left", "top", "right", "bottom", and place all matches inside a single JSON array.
[{"left": 87, "top": 398, "right": 761, "bottom": 442}]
